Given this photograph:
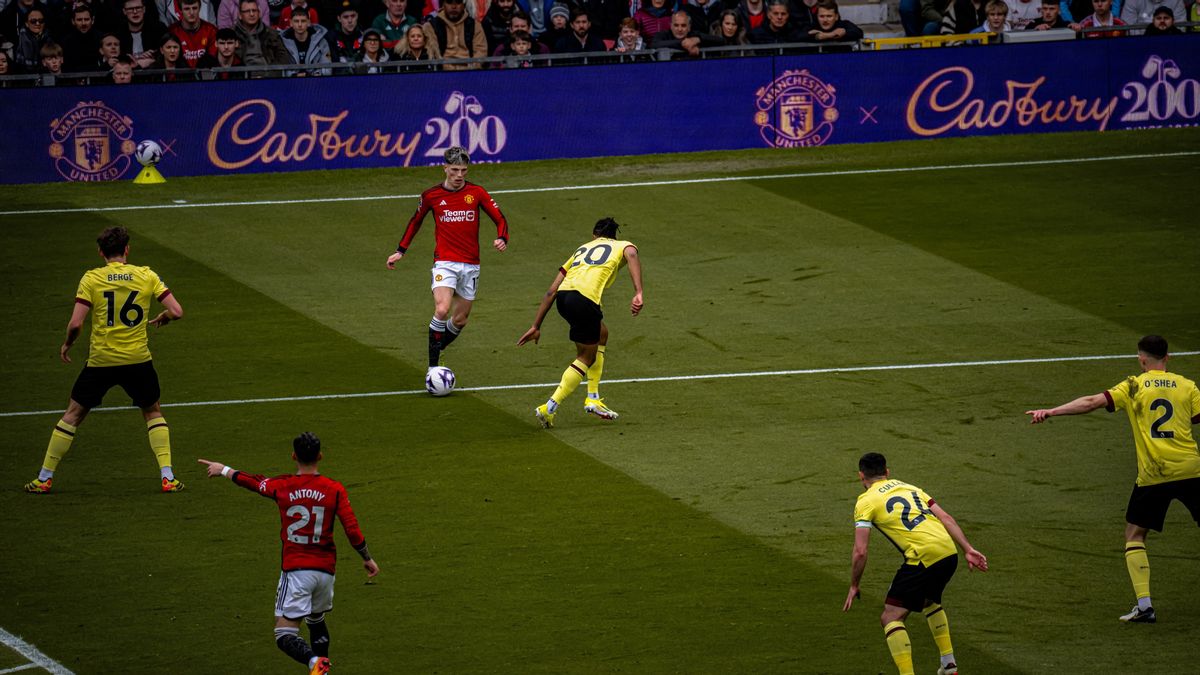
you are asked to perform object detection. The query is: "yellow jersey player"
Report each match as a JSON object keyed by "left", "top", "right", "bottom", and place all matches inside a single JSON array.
[
  {"left": 1026, "top": 334, "right": 1200, "bottom": 624},
  {"left": 843, "top": 452, "right": 988, "bottom": 675},
  {"left": 517, "top": 217, "right": 643, "bottom": 428},
  {"left": 24, "top": 226, "right": 185, "bottom": 494}
]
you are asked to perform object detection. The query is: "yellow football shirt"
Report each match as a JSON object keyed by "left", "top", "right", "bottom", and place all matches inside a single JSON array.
[
  {"left": 854, "top": 479, "right": 957, "bottom": 566},
  {"left": 75, "top": 261, "right": 170, "bottom": 367},
  {"left": 557, "top": 238, "right": 636, "bottom": 307},
  {"left": 1106, "top": 370, "right": 1200, "bottom": 486}
]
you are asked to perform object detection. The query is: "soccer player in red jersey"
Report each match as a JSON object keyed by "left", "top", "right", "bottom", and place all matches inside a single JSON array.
[
  {"left": 386, "top": 145, "right": 509, "bottom": 372},
  {"left": 199, "top": 433, "right": 379, "bottom": 675}
]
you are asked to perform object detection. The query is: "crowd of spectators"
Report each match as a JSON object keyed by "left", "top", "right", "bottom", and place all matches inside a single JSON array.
[
  {"left": 902, "top": 0, "right": 1193, "bottom": 36},
  {"left": 0, "top": 0, "right": 1192, "bottom": 82}
]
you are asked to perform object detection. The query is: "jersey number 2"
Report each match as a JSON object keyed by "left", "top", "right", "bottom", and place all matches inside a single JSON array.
[
  {"left": 286, "top": 505, "right": 327, "bottom": 544},
  {"left": 886, "top": 492, "right": 932, "bottom": 531},
  {"left": 102, "top": 290, "right": 143, "bottom": 327},
  {"left": 1150, "top": 399, "right": 1175, "bottom": 439}
]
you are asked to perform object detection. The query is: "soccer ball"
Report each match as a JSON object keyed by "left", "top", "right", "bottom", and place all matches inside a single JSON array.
[
  {"left": 135, "top": 140, "right": 162, "bottom": 167},
  {"left": 425, "top": 366, "right": 455, "bottom": 397}
]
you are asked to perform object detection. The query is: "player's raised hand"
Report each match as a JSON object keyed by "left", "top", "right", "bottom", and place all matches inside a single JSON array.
[
  {"left": 197, "top": 458, "right": 227, "bottom": 478},
  {"left": 1025, "top": 409, "right": 1051, "bottom": 424},
  {"left": 364, "top": 558, "right": 380, "bottom": 577},
  {"left": 517, "top": 326, "right": 540, "bottom": 346},
  {"left": 630, "top": 292, "right": 643, "bottom": 316},
  {"left": 59, "top": 342, "right": 72, "bottom": 364},
  {"left": 493, "top": 238, "right": 507, "bottom": 252},
  {"left": 386, "top": 251, "right": 404, "bottom": 269},
  {"left": 966, "top": 548, "right": 988, "bottom": 572},
  {"left": 842, "top": 586, "right": 860, "bottom": 612}
]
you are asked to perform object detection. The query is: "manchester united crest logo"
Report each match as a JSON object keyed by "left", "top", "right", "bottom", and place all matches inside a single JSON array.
[
  {"left": 49, "top": 101, "right": 136, "bottom": 181},
  {"left": 463, "top": 194, "right": 475, "bottom": 205},
  {"left": 754, "top": 70, "right": 838, "bottom": 148}
]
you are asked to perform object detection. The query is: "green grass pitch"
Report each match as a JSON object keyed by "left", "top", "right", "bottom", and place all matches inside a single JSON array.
[{"left": 2, "top": 128, "right": 1198, "bottom": 673}]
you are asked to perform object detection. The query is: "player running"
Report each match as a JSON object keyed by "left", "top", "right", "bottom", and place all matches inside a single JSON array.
[
  {"left": 1026, "top": 334, "right": 1200, "bottom": 624},
  {"left": 24, "top": 226, "right": 185, "bottom": 494},
  {"left": 199, "top": 433, "right": 379, "bottom": 675},
  {"left": 517, "top": 217, "right": 643, "bottom": 427},
  {"left": 386, "top": 145, "right": 509, "bottom": 373},
  {"left": 843, "top": 452, "right": 988, "bottom": 675}
]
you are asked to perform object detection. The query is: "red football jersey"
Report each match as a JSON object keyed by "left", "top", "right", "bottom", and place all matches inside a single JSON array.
[
  {"left": 168, "top": 22, "right": 218, "bottom": 68},
  {"left": 233, "top": 471, "right": 366, "bottom": 574},
  {"left": 397, "top": 182, "right": 508, "bottom": 265}
]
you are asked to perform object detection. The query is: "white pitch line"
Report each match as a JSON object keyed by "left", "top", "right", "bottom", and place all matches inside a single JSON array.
[
  {"left": 2, "top": 351, "right": 1196, "bottom": 419},
  {"left": 0, "top": 664, "right": 40, "bottom": 674},
  {"left": 1, "top": 151, "right": 1197, "bottom": 217},
  {"left": 0, "top": 629, "right": 74, "bottom": 675}
]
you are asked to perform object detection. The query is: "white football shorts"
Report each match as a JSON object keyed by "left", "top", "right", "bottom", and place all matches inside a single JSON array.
[
  {"left": 275, "top": 569, "right": 335, "bottom": 620},
  {"left": 431, "top": 261, "right": 481, "bottom": 301}
]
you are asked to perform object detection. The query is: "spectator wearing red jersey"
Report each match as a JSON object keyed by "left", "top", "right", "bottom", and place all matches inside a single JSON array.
[
  {"left": 277, "top": 0, "right": 321, "bottom": 30},
  {"left": 387, "top": 145, "right": 510, "bottom": 371},
  {"left": 168, "top": 0, "right": 217, "bottom": 67},
  {"left": 199, "top": 433, "right": 379, "bottom": 675},
  {"left": 1074, "top": 0, "right": 1124, "bottom": 35}
]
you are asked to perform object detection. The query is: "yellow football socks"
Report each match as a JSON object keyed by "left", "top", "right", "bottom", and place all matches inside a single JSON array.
[
  {"left": 586, "top": 346, "right": 605, "bottom": 397},
  {"left": 1125, "top": 541, "right": 1151, "bottom": 601},
  {"left": 41, "top": 419, "right": 77, "bottom": 475},
  {"left": 147, "top": 416, "right": 174, "bottom": 480},
  {"left": 884, "top": 621, "right": 914, "bottom": 675},
  {"left": 924, "top": 604, "right": 954, "bottom": 659},
  {"left": 551, "top": 359, "right": 588, "bottom": 405}
]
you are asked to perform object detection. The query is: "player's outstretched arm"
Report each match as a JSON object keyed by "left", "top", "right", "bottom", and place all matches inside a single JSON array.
[
  {"left": 930, "top": 503, "right": 988, "bottom": 572},
  {"left": 518, "top": 271, "right": 566, "bottom": 346},
  {"left": 150, "top": 294, "right": 184, "bottom": 327},
  {"left": 843, "top": 527, "right": 870, "bottom": 611},
  {"left": 1025, "top": 392, "right": 1107, "bottom": 424},
  {"left": 624, "top": 246, "right": 644, "bottom": 316}
]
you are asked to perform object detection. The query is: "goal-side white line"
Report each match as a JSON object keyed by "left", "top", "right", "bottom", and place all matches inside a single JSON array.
[
  {"left": 1, "top": 151, "right": 1197, "bottom": 217},
  {"left": 2, "top": 351, "right": 1196, "bottom": 419},
  {"left": 0, "top": 628, "right": 74, "bottom": 675}
]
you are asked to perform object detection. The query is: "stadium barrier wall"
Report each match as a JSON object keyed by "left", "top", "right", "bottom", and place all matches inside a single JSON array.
[{"left": 2, "top": 35, "right": 1197, "bottom": 184}]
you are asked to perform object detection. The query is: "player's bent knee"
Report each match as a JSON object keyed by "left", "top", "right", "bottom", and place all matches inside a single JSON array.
[{"left": 306, "top": 613, "right": 326, "bottom": 624}]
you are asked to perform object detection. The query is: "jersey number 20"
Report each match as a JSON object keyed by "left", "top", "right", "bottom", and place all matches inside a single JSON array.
[
  {"left": 570, "top": 243, "right": 613, "bottom": 269},
  {"left": 286, "top": 505, "right": 327, "bottom": 544},
  {"left": 886, "top": 492, "right": 933, "bottom": 531}
]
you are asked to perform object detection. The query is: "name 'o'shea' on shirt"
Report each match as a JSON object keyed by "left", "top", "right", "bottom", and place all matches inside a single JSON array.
[
  {"left": 1106, "top": 370, "right": 1200, "bottom": 486},
  {"left": 854, "top": 479, "right": 957, "bottom": 566},
  {"left": 558, "top": 238, "right": 636, "bottom": 307},
  {"left": 75, "top": 261, "right": 171, "bottom": 367}
]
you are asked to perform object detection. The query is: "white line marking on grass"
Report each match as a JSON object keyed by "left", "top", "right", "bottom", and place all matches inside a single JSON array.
[
  {"left": 0, "top": 628, "right": 75, "bottom": 675},
  {"left": 1, "top": 151, "right": 1197, "bottom": 217},
  {"left": 2, "top": 351, "right": 1196, "bottom": 419},
  {"left": 0, "top": 663, "right": 40, "bottom": 674}
]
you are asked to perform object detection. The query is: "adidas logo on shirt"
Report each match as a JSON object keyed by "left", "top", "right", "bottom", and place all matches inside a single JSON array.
[{"left": 439, "top": 200, "right": 448, "bottom": 206}]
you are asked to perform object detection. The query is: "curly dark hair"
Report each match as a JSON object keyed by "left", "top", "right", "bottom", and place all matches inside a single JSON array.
[{"left": 593, "top": 217, "right": 620, "bottom": 239}]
